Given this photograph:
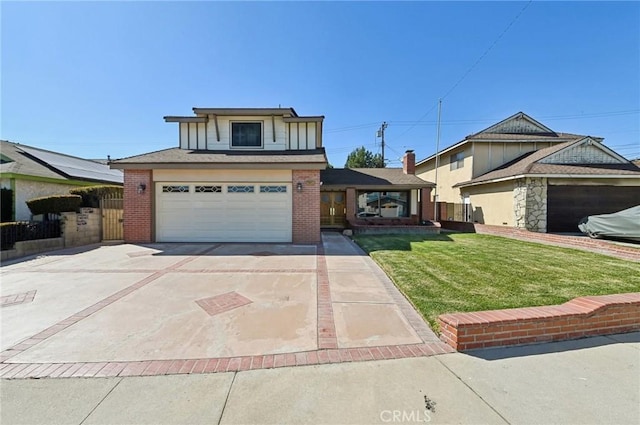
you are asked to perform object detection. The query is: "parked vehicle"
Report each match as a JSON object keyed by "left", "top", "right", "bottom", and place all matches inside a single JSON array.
[{"left": 578, "top": 205, "right": 640, "bottom": 242}]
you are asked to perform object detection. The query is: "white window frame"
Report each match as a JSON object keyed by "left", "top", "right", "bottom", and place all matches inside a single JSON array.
[
  {"left": 230, "top": 121, "right": 263, "bottom": 149},
  {"left": 450, "top": 151, "right": 465, "bottom": 170}
]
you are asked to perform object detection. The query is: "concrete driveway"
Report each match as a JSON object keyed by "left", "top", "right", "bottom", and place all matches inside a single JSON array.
[{"left": 1, "top": 233, "right": 449, "bottom": 378}]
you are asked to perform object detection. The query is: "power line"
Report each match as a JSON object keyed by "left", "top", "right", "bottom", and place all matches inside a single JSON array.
[
  {"left": 394, "top": 1, "right": 533, "bottom": 141},
  {"left": 324, "top": 109, "right": 639, "bottom": 133}
]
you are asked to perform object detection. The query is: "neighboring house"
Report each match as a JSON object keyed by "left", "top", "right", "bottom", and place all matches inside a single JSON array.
[
  {"left": 415, "top": 112, "right": 640, "bottom": 232},
  {"left": 0, "top": 140, "right": 124, "bottom": 221},
  {"left": 110, "top": 108, "right": 327, "bottom": 243},
  {"left": 320, "top": 150, "right": 435, "bottom": 228}
]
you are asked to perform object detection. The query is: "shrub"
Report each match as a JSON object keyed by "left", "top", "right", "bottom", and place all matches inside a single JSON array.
[
  {"left": 70, "top": 185, "right": 123, "bottom": 207},
  {"left": 1, "top": 188, "right": 13, "bottom": 222},
  {"left": 0, "top": 220, "right": 61, "bottom": 250},
  {"left": 26, "top": 195, "right": 82, "bottom": 216}
]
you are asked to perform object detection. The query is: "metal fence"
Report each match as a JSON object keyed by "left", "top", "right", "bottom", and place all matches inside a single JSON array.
[{"left": 0, "top": 220, "right": 61, "bottom": 251}]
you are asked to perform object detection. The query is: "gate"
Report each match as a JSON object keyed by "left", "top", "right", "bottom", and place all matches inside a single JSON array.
[{"left": 100, "top": 196, "right": 124, "bottom": 240}]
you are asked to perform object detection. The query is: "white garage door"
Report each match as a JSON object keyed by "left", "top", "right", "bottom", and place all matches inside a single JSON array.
[{"left": 156, "top": 182, "right": 292, "bottom": 242}]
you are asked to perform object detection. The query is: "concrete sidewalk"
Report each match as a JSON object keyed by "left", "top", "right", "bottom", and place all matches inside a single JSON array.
[{"left": 2, "top": 332, "right": 638, "bottom": 425}]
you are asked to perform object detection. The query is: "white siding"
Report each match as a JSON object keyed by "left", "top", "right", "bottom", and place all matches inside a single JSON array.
[
  {"left": 307, "top": 122, "right": 317, "bottom": 148},
  {"left": 179, "top": 123, "right": 189, "bottom": 149},
  {"left": 179, "top": 122, "right": 207, "bottom": 150},
  {"left": 205, "top": 115, "right": 288, "bottom": 150}
]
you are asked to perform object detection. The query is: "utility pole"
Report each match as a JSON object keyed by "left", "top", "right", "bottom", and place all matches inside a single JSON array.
[
  {"left": 377, "top": 122, "right": 388, "bottom": 166},
  {"left": 434, "top": 99, "right": 442, "bottom": 221}
]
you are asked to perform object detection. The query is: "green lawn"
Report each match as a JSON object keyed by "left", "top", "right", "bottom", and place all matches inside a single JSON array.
[{"left": 354, "top": 233, "right": 640, "bottom": 331}]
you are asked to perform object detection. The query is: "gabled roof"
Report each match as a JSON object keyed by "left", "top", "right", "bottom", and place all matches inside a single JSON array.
[
  {"left": 0, "top": 140, "right": 123, "bottom": 184},
  {"left": 321, "top": 168, "right": 434, "bottom": 190},
  {"left": 455, "top": 137, "right": 640, "bottom": 188},
  {"left": 109, "top": 147, "right": 328, "bottom": 170},
  {"left": 477, "top": 111, "right": 555, "bottom": 135},
  {"left": 416, "top": 112, "right": 592, "bottom": 167}
]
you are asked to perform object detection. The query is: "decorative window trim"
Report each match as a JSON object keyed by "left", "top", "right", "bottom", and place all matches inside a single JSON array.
[
  {"left": 162, "top": 185, "right": 190, "bottom": 193},
  {"left": 259, "top": 185, "right": 287, "bottom": 193},
  {"left": 228, "top": 185, "right": 255, "bottom": 193},
  {"left": 195, "top": 185, "right": 222, "bottom": 193},
  {"left": 230, "top": 121, "right": 263, "bottom": 149}
]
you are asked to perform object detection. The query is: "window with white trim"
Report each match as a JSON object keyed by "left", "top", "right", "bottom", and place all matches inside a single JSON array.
[
  {"left": 450, "top": 151, "right": 465, "bottom": 170},
  {"left": 231, "top": 122, "right": 262, "bottom": 148}
]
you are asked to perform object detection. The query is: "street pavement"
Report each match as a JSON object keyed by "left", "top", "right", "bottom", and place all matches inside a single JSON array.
[{"left": 2, "top": 332, "right": 638, "bottom": 425}]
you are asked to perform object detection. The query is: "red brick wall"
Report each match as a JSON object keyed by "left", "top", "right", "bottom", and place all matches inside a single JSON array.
[
  {"left": 438, "top": 293, "right": 640, "bottom": 351},
  {"left": 123, "top": 170, "right": 152, "bottom": 243},
  {"left": 421, "top": 188, "right": 434, "bottom": 221},
  {"left": 292, "top": 170, "right": 320, "bottom": 243},
  {"left": 402, "top": 151, "right": 416, "bottom": 175}
]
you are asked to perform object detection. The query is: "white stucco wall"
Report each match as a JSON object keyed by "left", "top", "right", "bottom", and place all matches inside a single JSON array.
[{"left": 14, "top": 180, "right": 80, "bottom": 221}]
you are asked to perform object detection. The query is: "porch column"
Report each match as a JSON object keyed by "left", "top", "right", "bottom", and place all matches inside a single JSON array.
[
  {"left": 345, "top": 187, "right": 357, "bottom": 224},
  {"left": 421, "top": 187, "right": 435, "bottom": 221}
]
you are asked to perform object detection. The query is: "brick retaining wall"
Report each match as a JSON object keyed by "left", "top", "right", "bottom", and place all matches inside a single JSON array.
[
  {"left": 438, "top": 293, "right": 640, "bottom": 351},
  {"left": 439, "top": 222, "right": 640, "bottom": 262}
]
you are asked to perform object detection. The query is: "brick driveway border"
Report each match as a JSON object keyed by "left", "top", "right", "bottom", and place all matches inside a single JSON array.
[{"left": 1, "top": 235, "right": 452, "bottom": 379}]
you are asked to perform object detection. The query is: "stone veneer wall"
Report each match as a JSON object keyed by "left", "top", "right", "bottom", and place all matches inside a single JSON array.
[{"left": 514, "top": 177, "right": 547, "bottom": 232}]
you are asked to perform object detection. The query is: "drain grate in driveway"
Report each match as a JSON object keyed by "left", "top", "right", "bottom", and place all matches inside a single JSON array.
[
  {"left": 1, "top": 290, "right": 37, "bottom": 307},
  {"left": 250, "top": 251, "right": 276, "bottom": 256},
  {"left": 195, "top": 291, "right": 253, "bottom": 316}
]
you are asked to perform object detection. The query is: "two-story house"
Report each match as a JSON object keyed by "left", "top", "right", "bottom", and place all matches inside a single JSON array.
[
  {"left": 110, "top": 108, "right": 327, "bottom": 243},
  {"left": 110, "top": 107, "right": 437, "bottom": 244},
  {"left": 415, "top": 112, "right": 640, "bottom": 232}
]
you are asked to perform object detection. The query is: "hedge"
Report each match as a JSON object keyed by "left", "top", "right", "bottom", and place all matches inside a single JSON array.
[
  {"left": 1, "top": 188, "right": 13, "bottom": 222},
  {"left": 0, "top": 220, "right": 61, "bottom": 250},
  {"left": 26, "top": 195, "right": 82, "bottom": 216},
  {"left": 70, "top": 185, "right": 123, "bottom": 207}
]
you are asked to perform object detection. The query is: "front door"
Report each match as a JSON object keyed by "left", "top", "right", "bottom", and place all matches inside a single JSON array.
[{"left": 321, "top": 191, "right": 346, "bottom": 227}]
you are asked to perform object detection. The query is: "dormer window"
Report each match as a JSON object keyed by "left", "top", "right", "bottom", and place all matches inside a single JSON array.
[{"left": 231, "top": 122, "right": 262, "bottom": 148}]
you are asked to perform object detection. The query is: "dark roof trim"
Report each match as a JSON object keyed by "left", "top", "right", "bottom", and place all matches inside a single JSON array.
[
  {"left": 112, "top": 163, "right": 326, "bottom": 171},
  {"left": 192, "top": 108, "right": 298, "bottom": 117},
  {"left": 283, "top": 116, "right": 324, "bottom": 123},
  {"left": 321, "top": 184, "right": 433, "bottom": 190},
  {"left": 163, "top": 116, "right": 208, "bottom": 123},
  {"left": 455, "top": 173, "right": 640, "bottom": 188}
]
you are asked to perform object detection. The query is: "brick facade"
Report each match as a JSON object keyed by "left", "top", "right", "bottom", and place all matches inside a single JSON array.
[
  {"left": 420, "top": 188, "right": 434, "bottom": 221},
  {"left": 402, "top": 151, "right": 415, "bottom": 175},
  {"left": 438, "top": 293, "right": 640, "bottom": 351},
  {"left": 123, "top": 170, "right": 152, "bottom": 243},
  {"left": 292, "top": 170, "right": 321, "bottom": 243}
]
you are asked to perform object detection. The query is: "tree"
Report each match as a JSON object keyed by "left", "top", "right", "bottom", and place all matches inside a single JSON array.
[{"left": 345, "top": 146, "right": 385, "bottom": 168}]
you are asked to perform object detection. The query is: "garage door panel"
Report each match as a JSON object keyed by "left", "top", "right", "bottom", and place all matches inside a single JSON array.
[
  {"left": 547, "top": 185, "right": 640, "bottom": 232},
  {"left": 155, "top": 182, "right": 292, "bottom": 242}
]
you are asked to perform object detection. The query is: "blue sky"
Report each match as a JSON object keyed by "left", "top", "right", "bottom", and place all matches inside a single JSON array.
[{"left": 2, "top": 1, "right": 639, "bottom": 167}]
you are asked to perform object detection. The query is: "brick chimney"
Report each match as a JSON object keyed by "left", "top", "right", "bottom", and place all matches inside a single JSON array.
[{"left": 403, "top": 150, "right": 415, "bottom": 175}]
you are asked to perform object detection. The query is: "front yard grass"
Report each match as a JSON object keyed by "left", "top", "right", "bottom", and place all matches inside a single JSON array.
[{"left": 354, "top": 233, "right": 640, "bottom": 331}]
